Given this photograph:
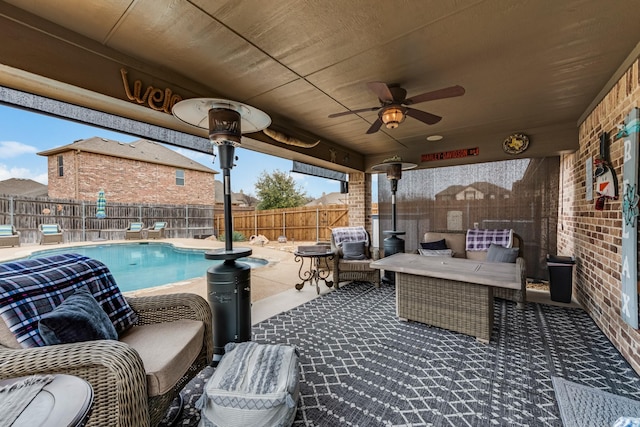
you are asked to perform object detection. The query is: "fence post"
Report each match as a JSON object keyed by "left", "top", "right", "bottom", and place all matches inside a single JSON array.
[
  {"left": 186, "top": 205, "right": 189, "bottom": 238},
  {"left": 282, "top": 211, "right": 286, "bottom": 239},
  {"left": 9, "top": 196, "right": 14, "bottom": 225},
  {"left": 316, "top": 207, "right": 319, "bottom": 242},
  {"left": 81, "top": 200, "right": 86, "bottom": 241},
  {"left": 254, "top": 210, "right": 257, "bottom": 237}
]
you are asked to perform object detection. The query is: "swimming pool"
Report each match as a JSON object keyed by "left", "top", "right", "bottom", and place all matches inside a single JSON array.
[{"left": 25, "top": 243, "right": 267, "bottom": 292}]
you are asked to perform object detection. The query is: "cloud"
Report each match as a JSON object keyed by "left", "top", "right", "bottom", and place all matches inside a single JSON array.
[
  {"left": 0, "top": 163, "right": 48, "bottom": 184},
  {"left": 0, "top": 141, "right": 38, "bottom": 158}
]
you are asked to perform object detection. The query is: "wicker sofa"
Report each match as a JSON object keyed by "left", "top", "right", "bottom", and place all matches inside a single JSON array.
[
  {"left": 330, "top": 226, "right": 380, "bottom": 288},
  {"left": 0, "top": 254, "right": 213, "bottom": 427},
  {"left": 421, "top": 230, "right": 526, "bottom": 306}
]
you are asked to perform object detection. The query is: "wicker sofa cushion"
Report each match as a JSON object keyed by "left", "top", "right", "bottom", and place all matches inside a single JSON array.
[
  {"left": 0, "top": 254, "right": 138, "bottom": 348},
  {"left": 119, "top": 319, "right": 204, "bottom": 396}
]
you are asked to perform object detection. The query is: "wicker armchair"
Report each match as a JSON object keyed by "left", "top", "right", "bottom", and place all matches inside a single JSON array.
[
  {"left": 125, "top": 222, "right": 144, "bottom": 240},
  {"left": 0, "top": 292, "right": 213, "bottom": 427},
  {"left": 147, "top": 222, "right": 167, "bottom": 239},
  {"left": 330, "top": 226, "right": 380, "bottom": 288},
  {"left": 0, "top": 225, "right": 20, "bottom": 247},
  {"left": 39, "top": 223, "right": 63, "bottom": 244}
]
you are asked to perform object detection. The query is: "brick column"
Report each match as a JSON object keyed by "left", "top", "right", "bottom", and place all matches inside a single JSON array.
[{"left": 347, "top": 172, "right": 372, "bottom": 235}]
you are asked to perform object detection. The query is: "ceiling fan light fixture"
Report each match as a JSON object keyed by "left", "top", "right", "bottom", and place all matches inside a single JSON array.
[{"left": 381, "top": 106, "right": 405, "bottom": 129}]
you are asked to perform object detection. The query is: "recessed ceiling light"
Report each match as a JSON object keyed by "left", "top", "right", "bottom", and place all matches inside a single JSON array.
[{"left": 426, "top": 135, "right": 443, "bottom": 141}]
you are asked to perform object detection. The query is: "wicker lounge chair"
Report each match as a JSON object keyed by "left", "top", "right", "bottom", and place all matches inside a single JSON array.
[
  {"left": 330, "top": 226, "right": 380, "bottom": 288},
  {"left": 125, "top": 222, "right": 144, "bottom": 240},
  {"left": 147, "top": 222, "right": 167, "bottom": 239},
  {"left": 0, "top": 254, "right": 213, "bottom": 427},
  {"left": 39, "top": 223, "right": 63, "bottom": 245},
  {"left": 0, "top": 225, "right": 20, "bottom": 247}
]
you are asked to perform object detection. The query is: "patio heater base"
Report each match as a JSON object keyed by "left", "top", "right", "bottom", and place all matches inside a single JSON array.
[{"left": 382, "top": 230, "right": 405, "bottom": 285}]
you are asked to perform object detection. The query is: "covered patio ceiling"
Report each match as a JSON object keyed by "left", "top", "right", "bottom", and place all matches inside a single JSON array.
[{"left": 1, "top": 1, "right": 640, "bottom": 175}]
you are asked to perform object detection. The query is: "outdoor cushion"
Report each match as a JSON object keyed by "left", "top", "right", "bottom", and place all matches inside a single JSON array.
[
  {"left": 342, "top": 241, "right": 366, "bottom": 260},
  {"left": 486, "top": 243, "right": 519, "bottom": 263},
  {"left": 38, "top": 286, "right": 118, "bottom": 345},
  {"left": 418, "top": 248, "right": 454, "bottom": 257},
  {"left": 0, "top": 225, "right": 12, "bottom": 237},
  {"left": 119, "top": 319, "right": 204, "bottom": 396},
  {"left": 198, "top": 341, "right": 299, "bottom": 427},
  {"left": 153, "top": 222, "right": 166, "bottom": 230},
  {"left": 0, "top": 254, "right": 138, "bottom": 347},
  {"left": 420, "top": 239, "right": 448, "bottom": 250},
  {"left": 129, "top": 223, "right": 143, "bottom": 231},
  {"left": 40, "top": 224, "right": 59, "bottom": 235},
  {"left": 466, "top": 228, "right": 513, "bottom": 251}
]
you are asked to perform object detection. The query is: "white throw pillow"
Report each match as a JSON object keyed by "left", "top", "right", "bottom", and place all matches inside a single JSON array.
[{"left": 418, "top": 249, "right": 454, "bottom": 257}]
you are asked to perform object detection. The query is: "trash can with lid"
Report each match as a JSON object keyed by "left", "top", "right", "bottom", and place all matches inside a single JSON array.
[{"left": 546, "top": 255, "right": 576, "bottom": 303}]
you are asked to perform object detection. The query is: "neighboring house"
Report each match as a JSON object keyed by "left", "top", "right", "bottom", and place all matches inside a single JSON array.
[
  {"left": 435, "top": 182, "right": 511, "bottom": 201},
  {"left": 37, "top": 137, "right": 217, "bottom": 205},
  {"left": 305, "top": 192, "right": 348, "bottom": 206},
  {"left": 0, "top": 178, "right": 48, "bottom": 197},
  {"left": 214, "top": 180, "right": 252, "bottom": 206}
]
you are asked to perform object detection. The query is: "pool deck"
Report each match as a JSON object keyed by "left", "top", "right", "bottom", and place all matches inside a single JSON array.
[{"left": 0, "top": 238, "right": 333, "bottom": 324}]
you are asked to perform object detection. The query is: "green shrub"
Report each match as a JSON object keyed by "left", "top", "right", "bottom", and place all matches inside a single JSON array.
[{"left": 218, "top": 231, "right": 246, "bottom": 242}]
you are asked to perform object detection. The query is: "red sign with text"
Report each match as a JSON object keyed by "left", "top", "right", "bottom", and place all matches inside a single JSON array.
[{"left": 421, "top": 147, "right": 479, "bottom": 162}]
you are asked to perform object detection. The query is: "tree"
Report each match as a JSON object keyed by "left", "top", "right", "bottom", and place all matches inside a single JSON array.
[{"left": 255, "top": 170, "right": 308, "bottom": 210}]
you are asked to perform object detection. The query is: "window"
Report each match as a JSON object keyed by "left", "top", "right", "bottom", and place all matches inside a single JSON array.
[
  {"left": 176, "top": 169, "right": 185, "bottom": 186},
  {"left": 464, "top": 191, "right": 475, "bottom": 200},
  {"left": 57, "top": 155, "right": 64, "bottom": 177}
]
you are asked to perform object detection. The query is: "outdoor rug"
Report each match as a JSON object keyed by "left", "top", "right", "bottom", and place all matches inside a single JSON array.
[
  {"left": 553, "top": 376, "right": 640, "bottom": 427},
  {"left": 160, "top": 281, "right": 640, "bottom": 426}
]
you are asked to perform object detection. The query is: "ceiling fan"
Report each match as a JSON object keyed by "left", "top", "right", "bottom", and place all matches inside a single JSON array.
[{"left": 328, "top": 82, "right": 465, "bottom": 134}]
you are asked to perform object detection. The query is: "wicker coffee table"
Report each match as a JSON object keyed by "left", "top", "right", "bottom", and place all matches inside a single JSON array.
[{"left": 371, "top": 253, "right": 524, "bottom": 342}]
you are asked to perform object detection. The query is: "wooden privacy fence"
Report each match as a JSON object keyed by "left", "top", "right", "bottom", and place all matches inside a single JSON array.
[
  {"left": 0, "top": 194, "right": 215, "bottom": 245},
  {"left": 214, "top": 205, "right": 349, "bottom": 242}
]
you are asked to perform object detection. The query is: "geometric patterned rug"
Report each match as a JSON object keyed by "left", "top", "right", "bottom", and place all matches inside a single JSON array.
[
  {"left": 160, "top": 281, "right": 640, "bottom": 426},
  {"left": 552, "top": 376, "right": 640, "bottom": 427}
]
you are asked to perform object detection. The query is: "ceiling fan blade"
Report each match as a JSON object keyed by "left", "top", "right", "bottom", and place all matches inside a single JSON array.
[
  {"left": 328, "top": 106, "right": 379, "bottom": 118},
  {"left": 366, "top": 118, "right": 383, "bottom": 134},
  {"left": 404, "top": 85, "right": 465, "bottom": 105},
  {"left": 366, "top": 81, "right": 394, "bottom": 103},
  {"left": 405, "top": 108, "right": 442, "bottom": 125}
]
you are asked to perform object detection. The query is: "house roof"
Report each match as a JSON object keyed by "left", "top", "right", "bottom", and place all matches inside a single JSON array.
[
  {"left": 306, "top": 192, "right": 348, "bottom": 206},
  {"left": 435, "top": 182, "right": 511, "bottom": 198},
  {"left": 0, "top": 178, "right": 48, "bottom": 197},
  {"left": 37, "top": 137, "right": 217, "bottom": 174},
  {"left": 214, "top": 180, "right": 247, "bottom": 205}
]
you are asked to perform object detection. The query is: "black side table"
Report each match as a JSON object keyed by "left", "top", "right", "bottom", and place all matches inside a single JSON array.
[{"left": 294, "top": 249, "right": 334, "bottom": 294}]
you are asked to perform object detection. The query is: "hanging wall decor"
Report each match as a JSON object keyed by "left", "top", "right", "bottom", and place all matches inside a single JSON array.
[
  {"left": 619, "top": 107, "right": 639, "bottom": 329},
  {"left": 594, "top": 132, "right": 618, "bottom": 210}
]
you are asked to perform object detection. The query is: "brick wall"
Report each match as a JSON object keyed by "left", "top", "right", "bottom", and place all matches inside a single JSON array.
[
  {"left": 47, "top": 151, "right": 215, "bottom": 205},
  {"left": 347, "top": 171, "right": 372, "bottom": 234},
  {"left": 559, "top": 59, "right": 640, "bottom": 373}
]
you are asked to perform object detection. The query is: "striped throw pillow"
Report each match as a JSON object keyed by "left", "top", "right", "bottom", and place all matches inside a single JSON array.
[
  {"left": 0, "top": 225, "right": 12, "bottom": 237},
  {"left": 130, "top": 223, "right": 143, "bottom": 231},
  {"left": 41, "top": 224, "right": 59, "bottom": 235}
]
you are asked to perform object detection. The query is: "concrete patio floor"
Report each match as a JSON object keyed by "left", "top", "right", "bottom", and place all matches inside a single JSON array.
[{"left": 0, "top": 237, "right": 580, "bottom": 325}]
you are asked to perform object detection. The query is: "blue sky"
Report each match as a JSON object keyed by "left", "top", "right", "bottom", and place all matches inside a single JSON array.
[{"left": 0, "top": 105, "right": 356, "bottom": 199}]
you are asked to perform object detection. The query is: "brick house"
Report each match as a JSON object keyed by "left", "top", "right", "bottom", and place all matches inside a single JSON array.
[{"left": 38, "top": 137, "right": 217, "bottom": 205}]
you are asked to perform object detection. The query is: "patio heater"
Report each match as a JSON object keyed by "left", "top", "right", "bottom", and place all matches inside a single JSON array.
[
  {"left": 173, "top": 98, "right": 271, "bottom": 362},
  {"left": 371, "top": 156, "right": 416, "bottom": 284}
]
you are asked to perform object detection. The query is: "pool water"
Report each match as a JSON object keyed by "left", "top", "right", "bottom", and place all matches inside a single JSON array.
[{"left": 26, "top": 243, "right": 267, "bottom": 292}]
